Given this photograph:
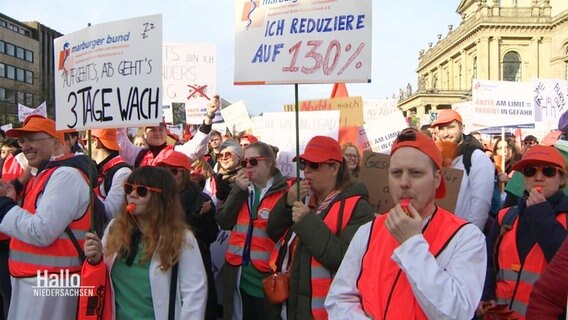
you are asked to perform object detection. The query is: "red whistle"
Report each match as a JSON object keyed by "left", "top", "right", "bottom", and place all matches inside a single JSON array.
[
  {"left": 400, "top": 198, "right": 411, "bottom": 217},
  {"left": 246, "top": 171, "right": 252, "bottom": 179},
  {"left": 126, "top": 203, "right": 136, "bottom": 214},
  {"left": 534, "top": 186, "right": 544, "bottom": 194}
]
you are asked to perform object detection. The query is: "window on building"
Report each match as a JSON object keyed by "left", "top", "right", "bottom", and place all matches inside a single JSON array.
[
  {"left": 25, "top": 49, "right": 33, "bottom": 62},
  {"left": 4, "top": 89, "right": 15, "bottom": 103},
  {"left": 5, "top": 43, "right": 14, "bottom": 56},
  {"left": 16, "top": 47, "right": 24, "bottom": 59},
  {"left": 0, "top": 88, "right": 4, "bottom": 101},
  {"left": 25, "top": 70, "right": 33, "bottom": 84},
  {"left": 0, "top": 63, "right": 4, "bottom": 78},
  {"left": 473, "top": 57, "right": 478, "bottom": 80},
  {"left": 16, "top": 68, "right": 25, "bottom": 82},
  {"left": 6, "top": 66, "right": 15, "bottom": 80},
  {"left": 0, "top": 20, "right": 6, "bottom": 28},
  {"left": 0, "top": 40, "right": 4, "bottom": 54},
  {"left": 503, "top": 51, "right": 522, "bottom": 82},
  {"left": 25, "top": 92, "right": 33, "bottom": 106},
  {"left": 16, "top": 91, "right": 24, "bottom": 104}
]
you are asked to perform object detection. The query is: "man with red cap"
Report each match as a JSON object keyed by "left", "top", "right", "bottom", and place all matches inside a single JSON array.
[
  {"left": 479, "top": 145, "right": 568, "bottom": 320},
  {"left": 430, "top": 109, "right": 495, "bottom": 230},
  {"left": 0, "top": 117, "right": 92, "bottom": 320},
  {"left": 325, "top": 128, "right": 486, "bottom": 319},
  {"left": 89, "top": 129, "right": 132, "bottom": 219}
]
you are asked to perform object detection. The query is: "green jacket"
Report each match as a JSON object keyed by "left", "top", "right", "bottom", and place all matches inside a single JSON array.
[
  {"left": 266, "top": 181, "right": 374, "bottom": 320},
  {"left": 215, "top": 169, "right": 289, "bottom": 320}
]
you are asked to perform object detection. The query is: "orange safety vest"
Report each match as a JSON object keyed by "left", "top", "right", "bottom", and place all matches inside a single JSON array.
[
  {"left": 9, "top": 164, "right": 91, "bottom": 277},
  {"left": 311, "top": 195, "right": 360, "bottom": 320},
  {"left": 225, "top": 189, "right": 286, "bottom": 272},
  {"left": 136, "top": 145, "right": 173, "bottom": 168},
  {"left": 1, "top": 153, "right": 23, "bottom": 182},
  {"left": 357, "top": 207, "right": 469, "bottom": 319},
  {"left": 94, "top": 156, "right": 127, "bottom": 199},
  {"left": 495, "top": 208, "right": 567, "bottom": 319}
]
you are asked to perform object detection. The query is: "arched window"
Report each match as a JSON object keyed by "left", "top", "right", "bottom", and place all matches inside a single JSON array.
[
  {"left": 472, "top": 57, "right": 478, "bottom": 80},
  {"left": 503, "top": 51, "right": 522, "bottom": 82}
]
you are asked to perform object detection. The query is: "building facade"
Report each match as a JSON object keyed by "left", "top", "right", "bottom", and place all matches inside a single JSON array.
[
  {"left": 0, "top": 13, "right": 61, "bottom": 125},
  {"left": 398, "top": 0, "right": 568, "bottom": 125}
]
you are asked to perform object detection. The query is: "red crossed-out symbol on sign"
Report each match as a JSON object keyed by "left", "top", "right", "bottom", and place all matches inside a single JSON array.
[{"left": 187, "top": 84, "right": 210, "bottom": 100}]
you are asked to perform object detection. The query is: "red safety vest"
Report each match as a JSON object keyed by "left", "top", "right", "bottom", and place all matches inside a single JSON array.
[
  {"left": 357, "top": 207, "right": 468, "bottom": 319},
  {"left": 9, "top": 164, "right": 91, "bottom": 277},
  {"left": 137, "top": 145, "right": 173, "bottom": 168},
  {"left": 1, "top": 153, "right": 23, "bottom": 182},
  {"left": 495, "top": 208, "right": 567, "bottom": 319},
  {"left": 311, "top": 195, "right": 360, "bottom": 320},
  {"left": 94, "top": 156, "right": 127, "bottom": 199},
  {"left": 225, "top": 189, "right": 286, "bottom": 272}
]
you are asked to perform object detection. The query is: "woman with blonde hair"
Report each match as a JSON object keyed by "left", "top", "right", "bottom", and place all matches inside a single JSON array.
[{"left": 84, "top": 166, "right": 207, "bottom": 319}]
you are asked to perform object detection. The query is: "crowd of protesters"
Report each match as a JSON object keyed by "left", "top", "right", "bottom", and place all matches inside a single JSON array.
[{"left": 0, "top": 101, "right": 564, "bottom": 320}]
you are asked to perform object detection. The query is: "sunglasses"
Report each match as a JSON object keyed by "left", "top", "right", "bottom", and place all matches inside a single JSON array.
[
  {"left": 240, "top": 157, "right": 268, "bottom": 167},
  {"left": 298, "top": 160, "right": 334, "bottom": 171},
  {"left": 522, "top": 166, "right": 560, "bottom": 178},
  {"left": 124, "top": 183, "right": 162, "bottom": 197},
  {"left": 218, "top": 151, "right": 233, "bottom": 161}
]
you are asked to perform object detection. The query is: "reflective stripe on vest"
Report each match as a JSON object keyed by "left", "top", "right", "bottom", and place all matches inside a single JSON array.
[
  {"left": 357, "top": 207, "right": 469, "bottom": 319},
  {"left": 310, "top": 195, "right": 360, "bottom": 320},
  {"left": 495, "top": 208, "right": 567, "bottom": 319},
  {"left": 94, "top": 156, "right": 127, "bottom": 199},
  {"left": 225, "top": 190, "right": 286, "bottom": 272},
  {"left": 9, "top": 164, "right": 91, "bottom": 277}
]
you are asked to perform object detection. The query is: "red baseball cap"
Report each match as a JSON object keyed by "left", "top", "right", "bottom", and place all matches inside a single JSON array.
[
  {"left": 431, "top": 109, "right": 463, "bottom": 127},
  {"left": 7, "top": 116, "right": 65, "bottom": 145},
  {"left": 240, "top": 134, "right": 259, "bottom": 144},
  {"left": 154, "top": 149, "right": 192, "bottom": 172},
  {"left": 390, "top": 129, "right": 446, "bottom": 198},
  {"left": 512, "top": 145, "right": 566, "bottom": 171},
  {"left": 91, "top": 129, "right": 120, "bottom": 151},
  {"left": 294, "top": 136, "right": 343, "bottom": 163}
]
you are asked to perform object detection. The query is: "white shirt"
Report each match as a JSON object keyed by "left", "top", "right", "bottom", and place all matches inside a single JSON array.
[
  {"left": 324, "top": 219, "right": 487, "bottom": 320},
  {"left": 97, "top": 166, "right": 132, "bottom": 219},
  {"left": 451, "top": 149, "right": 494, "bottom": 230}
]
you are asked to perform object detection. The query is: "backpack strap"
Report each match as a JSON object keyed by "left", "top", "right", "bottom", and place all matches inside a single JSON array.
[
  {"left": 65, "top": 227, "right": 86, "bottom": 264},
  {"left": 168, "top": 262, "right": 179, "bottom": 320},
  {"left": 103, "top": 162, "right": 132, "bottom": 195}
]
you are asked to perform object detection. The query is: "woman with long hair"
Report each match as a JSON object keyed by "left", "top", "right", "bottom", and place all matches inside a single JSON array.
[
  {"left": 216, "top": 142, "right": 289, "bottom": 320},
  {"left": 83, "top": 166, "right": 207, "bottom": 319},
  {"left": 341, "top": 142, "right": 361, "bottom": 179}
]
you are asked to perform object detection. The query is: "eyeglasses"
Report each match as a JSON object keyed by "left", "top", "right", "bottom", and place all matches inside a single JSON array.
[
  {"left": 17, "top": 136, "right": 53, "bottom": 146},
  {"left": 124, "top": 183, "right": 162, "bottom": 197},
  {"left": 344, "top": 153, "right": 359, "bottom": 159},
  {"left": 218, "top": 151, "right": 233, "bottom": 160},
  {"left": 522, "top": 166, "right": 560, "bottom": 178},
  {"left": 298, "top": 160, "right": 334, "bottom": 171},
  {"left": 240, "top": 157, "right": 268, "bottom": 167}
]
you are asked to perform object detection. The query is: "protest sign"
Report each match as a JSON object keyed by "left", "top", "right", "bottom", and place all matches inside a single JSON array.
[
  {"left": 283, "top": 96, "right": 363, "bottom": 126},
  {"left": 162, "top": 42, "right": 220, "bottom": 124},
  {"left": 471, "top": 79, "right": 534, "bottom": 129},
  {"left": 163, "top": 105, "right": 173, "bottom": 123},
  {"left": 363, "top": 112, "right": 408, "bottom": 153},
  {"left": 220, "top": 101, "right": 253, "bottom": 134},
  {"left": 54, "top": 14, "right": 163, "bottom": 130},
  {"left": 452, "top": 101, "right": 474, "bottom": 133},
  {"left": 258, "top": 110, "right": 339, "bottom": 177},
  {"left": 363, "top": 99, "right": 399, "bottom": 123},
  {"left": 359, "top": 151, "right": 463, "bottom": 213},
  {"left": 18, "top": 101, "right": 47, "bottom": 122},
  {"left": 1, "top": 124, "right": 12, "bottom": 131},
  {"left": 532, "top": 78, "right": 567, "bottom": 123},
  {"left": 234, "top": 0, "right": 372, "bottom": 84}
]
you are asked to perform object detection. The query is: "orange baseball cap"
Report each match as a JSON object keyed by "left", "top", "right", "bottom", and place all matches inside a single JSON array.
[
  {"left": 91, "top": 129, "right": 120, "bottom": 151},
  {"left": 512, "top": 145, "right": 566, "bottom": 171},
  {"left": 7, "top": 116, "right": 65, "bottom": 144},
  {"left": 390, "top": 128, "right": 446, "bottom": 198},
  {"left": 431, "top": 109, "right": 463, "bottom": 127},
  {"left": 154, "top": 149, "right": 192, "bottom": 172},
  {"left": 293, "top": 136, "right": 343, "bottom": 163}
]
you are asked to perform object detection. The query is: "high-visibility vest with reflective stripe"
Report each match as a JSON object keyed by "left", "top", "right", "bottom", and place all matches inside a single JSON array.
[
  {"left": 495, "top": 208, "right": 567, "bottom": 319},
  {"left": 311, "top": 195, "right": 360, "bottom": 320},
  {"left": 357, "top": 207, "right": 469, "bottom": 319},
  {"left": 1, "top": 153, "right": 23, "bottom": 182},
  {"left": 94, "top": 155, "right": 127, "bottom": 199},
  {"left": 136, "top": 145, "right": 173, "bottom": 168},
  {"left": 9, "top": 165, "right": 91, "bottom": 277},
  {"left": 225, "top": 189, "right": 285, "bottom": 272}
]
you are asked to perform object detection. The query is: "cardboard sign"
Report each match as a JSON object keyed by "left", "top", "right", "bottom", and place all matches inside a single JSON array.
[
  {"left": 54, "top": 14, "right": 163, "bottom": 130},
  {"left": 220, "top": 100, "right": 253, "bottom": 134},
  {"left": 359, "top": 151, "right": 463, "bottom": 214},
  {"left": 234, "top": 0, "right": 372, "bottom": 84},
  {"left": 18, "top": 101, "right": 47, "bottom": 122},
  {"left": 283, "top": 96, "right": 363, "bottom": 127}
]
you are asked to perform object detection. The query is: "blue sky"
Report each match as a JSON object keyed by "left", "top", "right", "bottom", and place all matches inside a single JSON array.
[{"left": 2, "top": 0, "right": 462, "bottom": 116}]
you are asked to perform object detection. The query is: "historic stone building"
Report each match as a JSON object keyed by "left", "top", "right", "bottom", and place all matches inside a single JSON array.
[{"left": 398, "top": 0, "right": 568, "bottom": 125}]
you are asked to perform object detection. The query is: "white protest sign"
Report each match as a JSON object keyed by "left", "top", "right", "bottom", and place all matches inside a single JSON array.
[
  {"left": 220, "top": 101, "right": 253, "bottom": 134},
  {"left": 234, "top": 0, "right": 372, "bottom": 84},
  {"left": 532, "top": 78, "right": 567, "bottom": 123},
  {"left": 363, "top": 99, "right": 400, "bottom": 123},
  {"left": 211, "top": 122, "right": 227, "bottom": 135},
  {"left": 167, "top": 123, "right": 183, "bottom": 139},
  {"left": 258, "top": 111, "right": 339, "bottom": 177},
  {"left": 471, "top": 79, "right": 534, "bottom": 129},
  {"left": 452, "top": 101, "right": 475, "bottom": 134},
  {"left": 1, "top": 124, "right": 13, "bottom": 131},
  {"left": 363, "top": 113, "right": 408, "bottom": 154},
  {"left": 163, "top": 42, "right": 218, "bottom": 124},
  {"left": 54, "top": 14, "right": 163, "bottom": 130},
  {"left": 18, "top": 101, "right": 47, "bottom": 122}
]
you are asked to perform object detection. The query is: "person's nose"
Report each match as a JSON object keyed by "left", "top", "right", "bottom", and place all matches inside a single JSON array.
[{"left": 399, "top": 172, "right": 411, "bottom": 189}]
